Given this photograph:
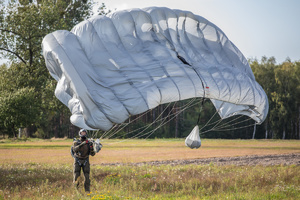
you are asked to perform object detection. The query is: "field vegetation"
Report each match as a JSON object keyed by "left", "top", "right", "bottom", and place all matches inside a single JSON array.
[
  {"left": 1, "top": 138, "right": 300, "bottom": 164},
  {"left": 0, "top": 139, "right": 299, "bottom": 199},
  {"left": 0, "top": 161, "right": 299, "bottom": 199}
]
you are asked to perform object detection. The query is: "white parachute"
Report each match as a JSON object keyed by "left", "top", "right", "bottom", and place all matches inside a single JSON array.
[{"left": 42, "top": 7, "right": 269, "bottom": 134}]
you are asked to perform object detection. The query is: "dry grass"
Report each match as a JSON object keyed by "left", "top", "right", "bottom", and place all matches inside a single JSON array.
[{"left": 0, "top": 139, "right": 299, "bottom": 164}]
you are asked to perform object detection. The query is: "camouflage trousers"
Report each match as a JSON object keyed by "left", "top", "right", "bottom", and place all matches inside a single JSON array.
[{"left": 73, "top": 158, "right": 91, "bottom": 192}]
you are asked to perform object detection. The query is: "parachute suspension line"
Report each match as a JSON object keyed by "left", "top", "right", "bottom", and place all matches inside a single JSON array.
[
  {"left": 212, "top": 117, "right": 253, "bottom": 131},
  {"left": 133, "top": 98, "right": 197, "bottom": 140},
  {"left": 125, "top": 102, "right": 176, "bottom": 140},
  {"left": 132, "top": 98, "right": 198, "bottom": 139},
  {"left": 103, "top": 108, "right": 156, "bottom": 140},
  {"left": 199, "top": 102, "right": 224, "bottom": 132},
  {"left": 196, "top": 98, "right": 205, "bottom": 125},
  {"left": 104, "top": 98, "right": 199, "bottom": 145},
  {"left": 200, "top": 119, "right": 224, "bottom": 135},
  {"left": 211, "top": 122, "right": 256, "bottom": 132},
  {"left": 142, "top": 99, "right": 198, "bottom": 139},
  {"left": 105, "top": 98, "right": 199, "bottom": 141},
  {"left": 131, "top": 102, "right": 178, "bottom": 140},
  {"left": 104, "top": 103, "right": 176, "bottom": 145},
  {"left": 207, "top": 115, "right": 244, "bottom": 132},
  {"left": 100, "top": 124, "right": 121, "bottom": 139},
  {"left": 200, "top": 116, "right": 254, "bottom": 134}
]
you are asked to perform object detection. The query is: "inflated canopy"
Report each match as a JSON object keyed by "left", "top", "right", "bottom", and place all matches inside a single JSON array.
[{"left": 42, "top": 7, "right": 269, "bottom": 130}]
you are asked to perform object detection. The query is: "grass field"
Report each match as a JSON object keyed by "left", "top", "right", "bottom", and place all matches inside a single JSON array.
[{"left": 0, "top": 138, "right": 299, "bottom": 199}]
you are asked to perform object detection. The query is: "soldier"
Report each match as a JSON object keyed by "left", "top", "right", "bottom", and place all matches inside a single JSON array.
[{"left": 72, "top": 129, "right": 95, "bottom": 193}]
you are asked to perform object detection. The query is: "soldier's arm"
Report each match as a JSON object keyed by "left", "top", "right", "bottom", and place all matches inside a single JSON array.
[
  {"left": 73, "top": 140, "right": 87, "bottom": 152},
  {"left": 73, "top": 141, "right": 80, "bottom": 152}
]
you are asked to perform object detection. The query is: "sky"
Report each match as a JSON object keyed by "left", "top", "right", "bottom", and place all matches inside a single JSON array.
[
  {"left": 1, "top": 0, "right": 299, "bottom": 65},
  {"left": 93, "top": 0, "right": 300, "bottom": 64}
]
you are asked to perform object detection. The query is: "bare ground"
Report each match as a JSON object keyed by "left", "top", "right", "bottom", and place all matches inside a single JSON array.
[{"left": 100, "top": 153, "right": 300, "bottom": 166}]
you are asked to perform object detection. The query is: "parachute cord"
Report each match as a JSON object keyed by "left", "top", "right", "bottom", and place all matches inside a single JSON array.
[
  {"left": 127, "top": 102, "right": 176, "bottom": 139},
  {"left": 199, "top": 104, "right": 223, "bottom": 132},
  {"left": 107, "top": 101, "right": 186, "bottom": 144},
  {"left": 213, "top": 117, "right": 253, "bottom": 131},
  {"left": 103, "top": 108, "right": 156, "bottom": 140},
  {"left": 135, "top": 103, "right": 176, "bottom": 140},
  {"left": 203, "top": 115, "right": 244, "bottom": 132},
  {"left": 210, "top": 123, "right": 256, "bottom": 132},
  {"left": 104, "top": 102, "right": 173, "bottom": 140},
  {"left": 200, "top": 119, "right": 223, "bottom": 135},
  {"left": 100, "top": 124, "right": 120, "bottom": 139},
  {"left": 104, "top": 98, "right": 199, "bottom": 140},
  {"left": 196, "top": 98, "right": 205, "bottom": 124},
  {"left": 144, "top": 102, "right": 180, "bottom": 139},
  {"left": 104, "top": 98, "right": 199, "bottom": 145},
  {"left": 200, "top": 116, "right": 253, "bottom": 135}
]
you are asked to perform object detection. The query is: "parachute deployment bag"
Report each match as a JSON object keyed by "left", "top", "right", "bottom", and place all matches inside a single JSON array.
[{"left": 185, "top": 125, "right": 201, "bottom": 149}]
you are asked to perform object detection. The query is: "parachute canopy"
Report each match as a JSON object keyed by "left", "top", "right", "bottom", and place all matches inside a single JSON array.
[{"left": 42, "top": 7, "right": 269, "bottom": 131}]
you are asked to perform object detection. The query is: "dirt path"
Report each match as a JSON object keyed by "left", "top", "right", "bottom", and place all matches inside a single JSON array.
[{"left": 100, "top": 153, "right": 300, "bottom": 166}]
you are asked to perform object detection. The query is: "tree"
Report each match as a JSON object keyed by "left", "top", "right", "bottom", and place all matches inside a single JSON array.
[
  {"left": 0, "top": 0, "right": 108, "bottom": 137},
  {"left": 250, "top": 57, "right": 300, "bottom": 139}
]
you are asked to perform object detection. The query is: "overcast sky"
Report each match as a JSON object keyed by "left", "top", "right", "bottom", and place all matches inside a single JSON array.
[{"left": 94, "top": 0, "right": 300, "bottom": 64}]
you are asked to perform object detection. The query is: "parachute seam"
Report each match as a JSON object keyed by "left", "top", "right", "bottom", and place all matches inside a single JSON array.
[
  {"left": 162, "top": 8, "right": 199, "bottom": 99},
  {"left": 50, "top": 33, "right": 100, "bottom": 127},
  {"left": 215, "top": 30, "right": 233, "bottom": 102},
  {"left": 195, "top": 22, "right": 223, "bottom": 98},
  {"left": 179, "top": 12, "right": 209, "bottom": 98},
  {"left": 238, "top": 75, "right": 255, "bottom": 104},
  {"left": 215, "top": 30, "right": 262, "bottom": 111},
  {"left": 87, "top": 18, "right": 150, "bottom": 113},
  {"left": 197, "top": 22, "right": 221, "bottom": 65},
  {"left": 84, "top": 19, "right": 132, "bottom": 119},
  {"left": 71, "top": 31, "right": 124, "bottom": 125},
  {"left": 149, "top": 8, "right": 182, "bottom": 101},
  {"left": 127, "top": 10, "right": 164, "bottom": 103},
  {"left": 171, "top": 11, "right": 202, "bottom": 98},
  {"left": 234, "top": 70, "right": 243, "bottom": 105},
  {"left": 215, "top": 30, "right": 237, "bottom": 68},
  {"left": 215, "top": 66, "right": 232, "bottom": 102},
  {"left": 108, "top": 14, "right": 153, "bottom": 110}
]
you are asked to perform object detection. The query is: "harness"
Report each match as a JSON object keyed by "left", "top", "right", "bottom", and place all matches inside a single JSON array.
[{"left": 75, "top": 157, "right": 89, "bottom": 167}]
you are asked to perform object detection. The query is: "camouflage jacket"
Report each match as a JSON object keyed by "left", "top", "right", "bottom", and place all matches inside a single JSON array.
[{"left": 72, "top": 139, "right": 95, "bottom": 159}]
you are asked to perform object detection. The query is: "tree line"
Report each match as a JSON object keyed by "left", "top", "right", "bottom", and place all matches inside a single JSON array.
[{"left": 0, "top": 1, "right": 299, "bottom": 139}]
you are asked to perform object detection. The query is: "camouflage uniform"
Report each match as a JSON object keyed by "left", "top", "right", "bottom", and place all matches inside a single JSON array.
[{"left": 72, "top": 138, "right": 95, "bottom": 192}]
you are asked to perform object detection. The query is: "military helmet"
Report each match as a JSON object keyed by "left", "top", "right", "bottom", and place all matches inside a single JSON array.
[{"left": 78, "top": 129, "right": 87, "bottom": 137}]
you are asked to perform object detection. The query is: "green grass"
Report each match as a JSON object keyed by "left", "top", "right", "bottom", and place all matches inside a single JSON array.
[{"left": 0, "top": 163, "right": 299, "bottom": 199}]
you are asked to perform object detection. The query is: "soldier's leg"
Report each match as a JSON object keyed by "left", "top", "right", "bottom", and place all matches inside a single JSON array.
[
  {"left": 73, "top": 161, "right": 81, "bottom": 189},
  {"left": 83, "top": 161, "right": 91, "bottom": 192}
]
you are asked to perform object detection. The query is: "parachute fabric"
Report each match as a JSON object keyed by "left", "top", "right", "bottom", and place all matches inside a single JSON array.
[
  {"left": 185, "top": 125, "right": 201, "bottom": 149},
  {"left": 93, "top": 139, "right": 102, "bottom": 153},
  {"left": 42, "top": 7, "right": 269, "bottom": 131}
]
